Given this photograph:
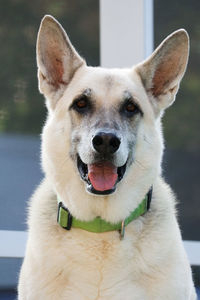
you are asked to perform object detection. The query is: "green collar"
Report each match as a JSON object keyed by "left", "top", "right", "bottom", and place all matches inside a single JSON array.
[{"left": 57, "top": 189, "right": 152, "bottom": 238}]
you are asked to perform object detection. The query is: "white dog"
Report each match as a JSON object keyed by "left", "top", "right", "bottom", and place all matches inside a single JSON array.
[{"left": 18, "top": 15, "right": 196, "bottom": 299}]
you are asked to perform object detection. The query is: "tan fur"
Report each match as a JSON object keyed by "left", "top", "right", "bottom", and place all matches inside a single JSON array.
[{"left": 18, "top": 15, "right": 196, "bottom": 299}]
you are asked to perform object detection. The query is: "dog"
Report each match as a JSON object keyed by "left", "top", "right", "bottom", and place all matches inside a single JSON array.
[{"left": 18, "top": 15, "right": 196, "bottom": 299}]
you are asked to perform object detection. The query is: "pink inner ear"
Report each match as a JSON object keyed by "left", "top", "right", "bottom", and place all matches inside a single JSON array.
[
  {"left": 44, "top": 49, "right": 66, "bottom": 88},
  {"left": 151, "top": 52, "right": 183, "bottom": 97}
]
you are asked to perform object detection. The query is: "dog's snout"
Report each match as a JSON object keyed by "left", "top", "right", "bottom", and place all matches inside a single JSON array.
[{"left": 92, "top": 132, "right": 121, "bottom": 154}]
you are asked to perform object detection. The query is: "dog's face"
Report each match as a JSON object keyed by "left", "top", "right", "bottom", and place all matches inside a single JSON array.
[
  {"left": 69, "top": 68, "right": 145, "bottom": 196},
  {"left": 36, "top": 16, "right": 189, "bottom": 222}
]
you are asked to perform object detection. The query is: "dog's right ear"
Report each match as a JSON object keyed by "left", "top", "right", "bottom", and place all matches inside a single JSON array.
[{"left": 37, "top": 15, "right": 85, "bottom": 110}]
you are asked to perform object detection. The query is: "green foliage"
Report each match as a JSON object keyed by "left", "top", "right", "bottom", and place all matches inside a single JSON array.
[
  {"left": 154, "top": 0, "right": 200, "bottom": 151},
  {"left": 0, "top": 0, "right": 99, "bottom": 134}
]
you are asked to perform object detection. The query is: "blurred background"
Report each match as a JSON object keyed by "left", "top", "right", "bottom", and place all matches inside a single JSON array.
[{"left": 0, "top": 0, "right": 199, "bottom": 298}]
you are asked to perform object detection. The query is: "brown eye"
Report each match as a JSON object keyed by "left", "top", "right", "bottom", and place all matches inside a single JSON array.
[
  {"left": 72, "top": 95, "right": 91, "bottom": 114},
  {"left": 125, "top": 102, "right": 136, "bottom": 112},
  {"left": 120, "top": 100, "right": 140, "bottom": 117},
  {"left": 76, "top": 98, "right": 87, "bottom": 109}
]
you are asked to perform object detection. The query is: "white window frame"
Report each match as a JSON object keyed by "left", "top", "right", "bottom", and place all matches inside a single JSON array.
[
  {"left": 0, "top": 230, "right": 27, "bottom": 258},
  {"left": 0, "top": 0, "right": 199, "bottom": 266},
  {"left": 0, "top": 230, "right": 199, "bottom": 266}
]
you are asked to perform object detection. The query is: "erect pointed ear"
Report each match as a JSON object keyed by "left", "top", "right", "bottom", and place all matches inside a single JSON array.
[
  {"left": 36, "top": 15, "right": 85, "bottom": 109},
  {"left": 136, "top": 29, "right": 189, "bottom": 115}
]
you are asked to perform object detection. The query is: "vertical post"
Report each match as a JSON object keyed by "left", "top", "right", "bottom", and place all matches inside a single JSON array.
[{"left": 100, "top": 0, "right": 154, "bottom": 68}]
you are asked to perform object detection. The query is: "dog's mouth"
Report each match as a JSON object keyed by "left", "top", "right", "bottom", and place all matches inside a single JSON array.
[{"left": 77, "top": 155, "right": 126, "bottom": 195}]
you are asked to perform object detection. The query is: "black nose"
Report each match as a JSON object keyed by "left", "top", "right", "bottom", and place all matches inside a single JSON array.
[{"left": 92, "top": 132, "right": 121, "bottom": 154}]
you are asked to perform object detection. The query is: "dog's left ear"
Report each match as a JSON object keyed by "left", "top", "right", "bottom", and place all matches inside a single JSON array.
[
  {"left": 136, "top": 29, "right": 189, "bottom": 115},
  {"left": 37, "top": 15, "right": 85, "bottom": 109}
]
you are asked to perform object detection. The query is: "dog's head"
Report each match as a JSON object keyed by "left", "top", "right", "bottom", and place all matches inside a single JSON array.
[{"left": 37, "top": 15, "right": 189, "bottom": 222}]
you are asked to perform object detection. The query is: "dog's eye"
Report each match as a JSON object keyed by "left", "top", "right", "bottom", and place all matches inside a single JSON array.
[
  {"left": 122, "top": 100, "right": 139, "bottom": 117},
  {"left": 76, "top": 98, "right": 87, "bottom": 109},
  {"left": 125, "top": 102, "right": 136, "bottom": 112},
  {"left": 72, "top": 96, "right": 90, "bottom": 113}
]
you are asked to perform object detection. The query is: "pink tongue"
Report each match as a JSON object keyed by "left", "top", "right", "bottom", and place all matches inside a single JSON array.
[{"left": 88, "top": 162, "right": 118, "bottom": 191}]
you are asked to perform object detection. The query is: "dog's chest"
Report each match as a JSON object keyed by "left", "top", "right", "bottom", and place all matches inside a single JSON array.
[{"left": 42, "top": 227, "right": 147, "bottom": 299}]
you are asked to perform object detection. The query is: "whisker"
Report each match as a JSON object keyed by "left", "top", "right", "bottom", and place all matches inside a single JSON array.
[
  {"left": 143, "top": 135, "right": 152, "bottom": 145},
  {"left": 134, "top": 159, "right": 146, "bottom": 170},
  {"left": 58, "top": 155, "right": 71, "bottom": 169}
]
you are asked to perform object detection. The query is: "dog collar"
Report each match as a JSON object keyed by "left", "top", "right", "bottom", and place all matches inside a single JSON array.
[{"left": 57, "top": 188, "right": 152, "bottom": 238}]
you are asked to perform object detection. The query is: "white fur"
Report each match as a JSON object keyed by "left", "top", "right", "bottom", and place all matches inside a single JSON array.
[{"left": 18, "top": 16, "right": 196, "bottom": 299}]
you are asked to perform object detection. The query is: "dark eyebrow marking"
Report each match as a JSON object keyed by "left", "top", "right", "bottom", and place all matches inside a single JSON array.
[
  {"left": 123, "top": 90, "right": 132, "bottom": 101},
  {"left": 82, "top": 88, "right": 92, "bottom": 97}
]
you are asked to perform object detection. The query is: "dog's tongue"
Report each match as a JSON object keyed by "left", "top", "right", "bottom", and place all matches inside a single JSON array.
[{"left": 88, "top": 162, "right": 118, "bottom": 191}]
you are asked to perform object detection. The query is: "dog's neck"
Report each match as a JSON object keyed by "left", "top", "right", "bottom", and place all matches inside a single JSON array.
[{"left": 57, "top": 188, "right": 152, "bottom": 239}]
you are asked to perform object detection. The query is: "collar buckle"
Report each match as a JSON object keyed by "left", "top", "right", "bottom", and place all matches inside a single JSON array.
[{"left": 57, "top": 202, "right": 73, "bottom": 230}]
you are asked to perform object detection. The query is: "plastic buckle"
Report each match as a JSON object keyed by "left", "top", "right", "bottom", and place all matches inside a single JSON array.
[{"left": 57, "top": 202, "right": 73, "bottom": 230}]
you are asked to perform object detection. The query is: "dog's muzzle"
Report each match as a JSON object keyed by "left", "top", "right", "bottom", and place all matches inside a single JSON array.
[{"left": 77, "top": 131, "right": 127, "bottom": 195}]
